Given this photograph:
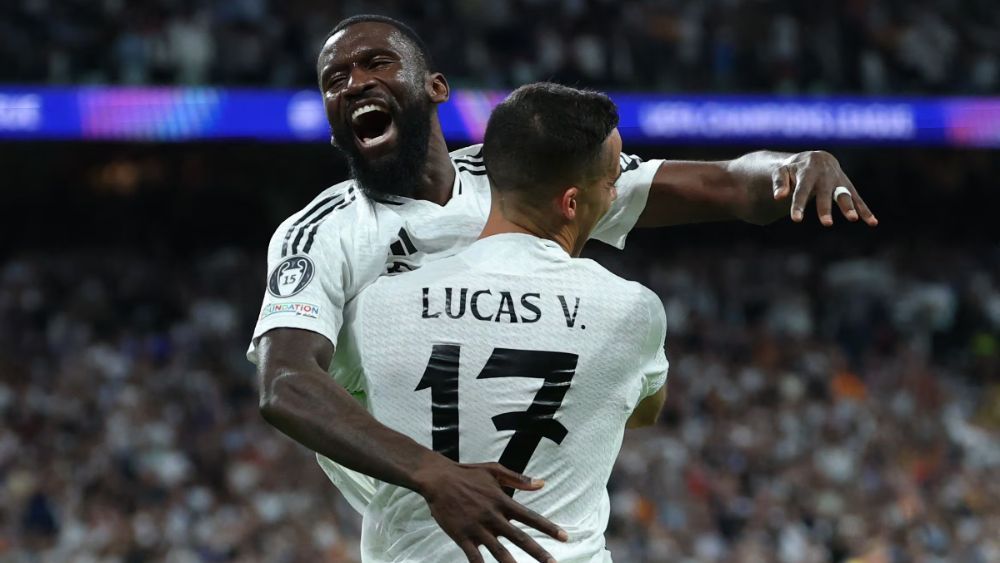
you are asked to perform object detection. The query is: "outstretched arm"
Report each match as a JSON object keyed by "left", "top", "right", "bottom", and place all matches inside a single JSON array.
[
  {"left": 635, "top": 150, "right": 878, "bottom": 228},
  {"left": 256, "top": 328, "right": 567, "bottom": 563}
]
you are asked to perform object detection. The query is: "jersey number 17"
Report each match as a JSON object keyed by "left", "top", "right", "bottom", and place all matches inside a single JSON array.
[{"left": 415, "top": 345, "right": 577, "bottom": 495}]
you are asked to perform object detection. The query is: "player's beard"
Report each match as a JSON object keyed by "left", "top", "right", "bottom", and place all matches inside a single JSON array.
[{"left": 334, "top": 99, "right": 431, "bottom": 202}]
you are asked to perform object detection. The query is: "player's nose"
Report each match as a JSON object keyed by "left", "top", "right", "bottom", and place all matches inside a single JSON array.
[{"left": 344, "top": 67, "right": 377, "bottom": 98}]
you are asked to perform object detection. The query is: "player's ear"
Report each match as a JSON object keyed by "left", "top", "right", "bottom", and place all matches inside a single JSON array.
[
  {"left": 426, "top": 72, "right": 449, "bottom": 104},
  {"left": 560, "top": 187, "right": 579, "bottom": 220}
]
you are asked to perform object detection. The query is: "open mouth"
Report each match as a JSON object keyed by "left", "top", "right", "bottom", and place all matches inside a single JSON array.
[{"left": 350, "top": 103, "right": 397, "bottom": 150}]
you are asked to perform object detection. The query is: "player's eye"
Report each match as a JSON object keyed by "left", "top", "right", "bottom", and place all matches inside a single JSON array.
[
  {"left": 369, "top": 58, "right": 393, "bottom": 70},
  {"left": 326, "top": 74, "right": 347, "bottom": 91}
]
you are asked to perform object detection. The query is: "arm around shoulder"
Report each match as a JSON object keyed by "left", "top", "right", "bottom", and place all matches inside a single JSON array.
[{"left": 256, "top": 327, "right": 447, "bottom": 492}]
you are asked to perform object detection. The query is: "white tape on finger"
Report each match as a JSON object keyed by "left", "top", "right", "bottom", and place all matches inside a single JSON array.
[{"left": 833, "top": 186, "right": 851, "bottom": 200}]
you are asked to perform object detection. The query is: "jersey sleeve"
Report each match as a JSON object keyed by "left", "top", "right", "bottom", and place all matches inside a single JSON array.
[
  {"left": 246, "top": 215, "right": 356, "bottom": 365},
  {"left": 637, "top": 287, "right": 669, "bottom": 399},
  {"left": 328, "top": 292, "right": 366, "bottom": 393},
  {"left": 589, "top": 154, "right": 663, "bottom": 250}
]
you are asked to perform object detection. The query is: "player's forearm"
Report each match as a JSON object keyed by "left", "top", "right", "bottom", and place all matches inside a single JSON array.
[
  {"left": 636, "top": 151, "right": 792, "bottom": 228},
  {"left": 259, "top": 370, "right": 448, "bottom": 493},
  {"left": 723, "top": 150, "right": 794, "bottom": 225}
]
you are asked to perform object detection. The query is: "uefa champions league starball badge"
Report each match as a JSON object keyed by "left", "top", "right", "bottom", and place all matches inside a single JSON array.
[{"left": 268, "top": 256, "right": 316, "bottom": 298}]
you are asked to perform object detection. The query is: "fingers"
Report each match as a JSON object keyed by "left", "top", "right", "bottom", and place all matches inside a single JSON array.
[
  {"left": 458, "top": 541, "right": 485, "bottom": 563},
  {"left": 855, "top": 196, "right": 878, "bottom": 226},
  {"left": 816, "top": 181, "right": 835, "bottom": 227},
  {"left": 480, "top": 535, "right": 517, "bottom": 563},
  {"left": 785, "top": 151, "right": 877, "bottom": 227},
  {"left": 504, "top": 499, "right": 568, "bottom": 542},
  {"left": 790, "top": 168, "right": 813, "bottom": 223},
  {"left": 844, "top": 179, "right": 878, "bottom": 226},
  {"left": 772, "top": 165, "right": 792, "bottom": 200},
  {"left": 467, "top": 526, "right": 558, "bottom": 563},
  {"left": 834, "top": 186, "right": 859, "bottom": 222},
  {"left": 485, "top": 463, "right": 544, "bottom": 491},
  {"left": 500, "top": 523, "right": 557, "bottom": 563}
]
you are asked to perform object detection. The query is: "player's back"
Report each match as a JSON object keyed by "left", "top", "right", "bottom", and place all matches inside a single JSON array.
[{"left": 336, "top": 233, "right": 667, "bottom": 563}]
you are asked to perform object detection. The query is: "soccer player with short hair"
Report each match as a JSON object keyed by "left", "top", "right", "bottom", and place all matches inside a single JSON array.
[
  {"left": 248, "top": 14, "right": 878, "bottom": 561},
  {"left": 332, "top": 82, "right": 668, "bottom": 563}
]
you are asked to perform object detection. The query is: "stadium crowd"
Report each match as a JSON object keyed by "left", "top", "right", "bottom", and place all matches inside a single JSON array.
[
  {"left": 1, "top": 0, "right": 998, "bottom": 94},
  {"left": 1, "top": 238, "right": 997, "bottom": 562}
]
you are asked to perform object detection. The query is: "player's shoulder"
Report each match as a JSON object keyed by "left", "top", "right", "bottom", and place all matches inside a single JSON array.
[
  {"left": 578, "top": 261, "right": 665, "bottom": 334},
  {"left": 450, "top": 144, "right": 488, "bottom": 187},
  {"left": 617, "top": 152, "right": 662, "bottom": 182},
  {"left": 278, "top": 180, "right": 358, "bottom": 227},
  {"left": 269, "top": 180, "right": 368, "bottom": 254},
  {"left": 575, "top": 258, "right": 660, "bottom": 310},
  {"left": 618, "top": 152, "right": 646, "bottom": 171},
  {"left": 372, "top": 252, "right": 469, "bottom": 291},
  {"left": 449, "top": 143, "right": 484, "bottom": 162}
]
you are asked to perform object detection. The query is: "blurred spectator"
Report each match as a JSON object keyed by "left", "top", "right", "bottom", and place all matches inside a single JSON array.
[
  {"left": 166, "top": 9, "right": 214, "bottom": 85},
  {"left": 2, "top": 0, "right": 999, "bottom": 94}
]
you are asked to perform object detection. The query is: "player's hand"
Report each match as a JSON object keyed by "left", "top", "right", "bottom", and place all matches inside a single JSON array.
[
  {"left": 415, "top": 459, "right": 568, "bottom": 563},
  {"left": 771, "top": 150, "right": 878, "bottom": 227}
]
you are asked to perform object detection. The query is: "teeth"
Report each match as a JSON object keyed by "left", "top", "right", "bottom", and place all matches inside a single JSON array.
[
  {"left": 360, "top": 131, "right": 389, "bottom": 146},
  {"left": 352, "top": 104, "right": 386, "bottom": 122}
]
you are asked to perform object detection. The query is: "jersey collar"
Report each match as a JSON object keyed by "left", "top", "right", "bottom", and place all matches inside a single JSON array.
[{"left": 467, "top": 233, "right": 571, "bottom": 261}]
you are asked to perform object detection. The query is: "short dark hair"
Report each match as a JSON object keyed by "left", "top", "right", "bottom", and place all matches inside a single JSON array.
[
  {"left": 326, "top": 14, "right": 435, "bottom": 72},
  {"left": 483, "top": 83, "right": 619, "bottom": 200}
]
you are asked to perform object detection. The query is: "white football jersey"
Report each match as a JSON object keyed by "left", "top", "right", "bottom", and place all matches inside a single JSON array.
[
  {"left": 333, "top": 233, "right": 668, "bottom": 563},
  {"left": 247, "top": 145, "right": 662, "bottom": 513}
]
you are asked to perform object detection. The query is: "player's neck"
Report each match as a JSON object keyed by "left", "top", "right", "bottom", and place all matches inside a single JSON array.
[
  {"left": 413, "top": 120, "right": 455, "bottom": 206},
  {"left": 479, "top": 198, "right": 579, "bottom": 256}
]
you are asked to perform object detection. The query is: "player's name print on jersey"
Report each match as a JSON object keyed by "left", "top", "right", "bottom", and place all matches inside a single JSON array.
[{"left": 421, "top": 287, "right": 585, "bottom": 328}]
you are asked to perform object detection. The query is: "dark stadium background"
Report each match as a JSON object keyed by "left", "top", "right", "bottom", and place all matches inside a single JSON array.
[{"left": 2, "top": 1, "right": 999, "bottom": 561}]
